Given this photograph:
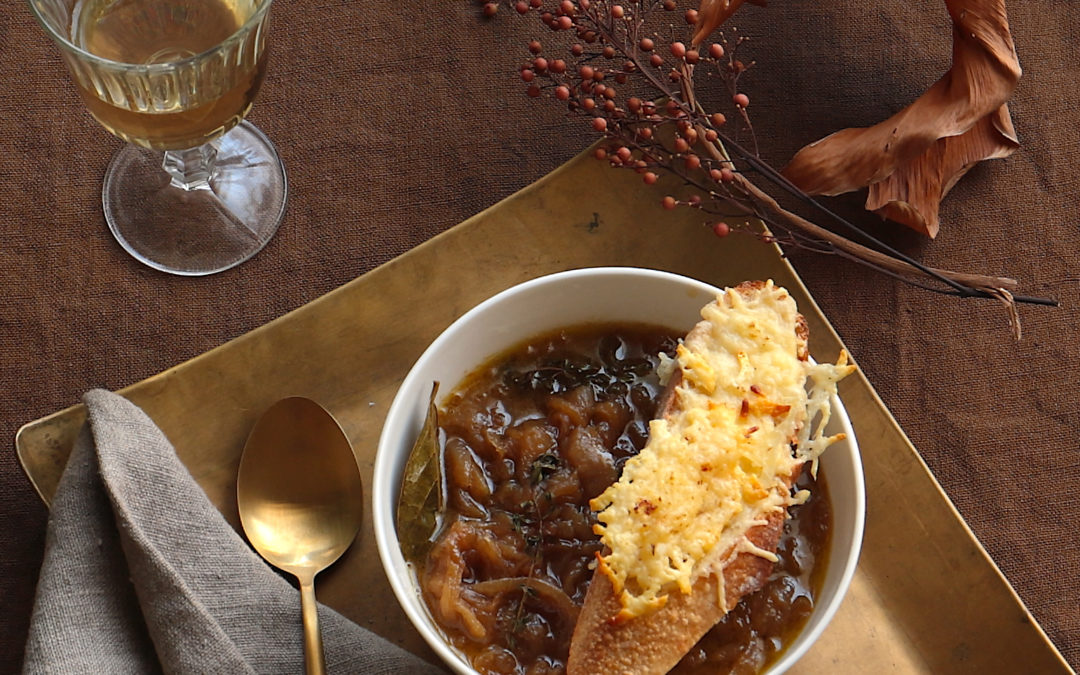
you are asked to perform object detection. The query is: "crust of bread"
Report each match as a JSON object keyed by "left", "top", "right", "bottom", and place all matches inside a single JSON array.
[
  {"left": 566, "top": 281, "right": 807, "bottom": 675},
  {"left": 567, "top": 505, "right": 790, "bottom": 675}
]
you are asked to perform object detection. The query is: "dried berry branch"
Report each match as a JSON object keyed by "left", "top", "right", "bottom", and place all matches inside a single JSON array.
[{"left": 484, "top": 0, "right": 1055, "bottom": 335}]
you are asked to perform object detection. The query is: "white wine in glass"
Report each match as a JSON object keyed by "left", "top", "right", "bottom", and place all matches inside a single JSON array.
[{"left": 30, "top": 0, "right": 287, "bottom": 276}]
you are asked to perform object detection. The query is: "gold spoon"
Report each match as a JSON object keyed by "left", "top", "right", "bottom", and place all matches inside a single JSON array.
[{"left": 237, "top": 397, "right": 363, "bottom": 675}]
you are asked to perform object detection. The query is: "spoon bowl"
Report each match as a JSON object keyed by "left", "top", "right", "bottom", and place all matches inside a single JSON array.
[{"left": 237, "top": 396, "right": 363, "bottom": 675}]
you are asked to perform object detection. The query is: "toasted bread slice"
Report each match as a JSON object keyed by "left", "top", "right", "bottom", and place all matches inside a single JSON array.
[
  {"left": 568, "top": 504, "right": 790, "bottom": 674},
  {"left": 567, "top": 281, "right": 843, "bottom": 675}
]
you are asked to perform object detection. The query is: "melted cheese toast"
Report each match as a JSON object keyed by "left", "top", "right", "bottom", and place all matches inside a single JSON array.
[{"left": 567, "top": 280, "right": 853, "bottom": 675}]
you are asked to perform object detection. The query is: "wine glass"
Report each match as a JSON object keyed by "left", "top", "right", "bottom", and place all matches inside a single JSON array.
[{"left": 28, "top": 0, "right": 286, "bottom": 276}]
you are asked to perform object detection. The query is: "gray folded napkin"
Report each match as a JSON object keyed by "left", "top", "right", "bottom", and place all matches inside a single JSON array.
[{"left": 24, "top": 389, "right": 445, "bottom": 674}]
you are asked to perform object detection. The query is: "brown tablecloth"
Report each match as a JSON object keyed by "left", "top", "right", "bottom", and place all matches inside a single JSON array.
[{"left": 2, "top": 1, "right": 1077, "bottom": 672}]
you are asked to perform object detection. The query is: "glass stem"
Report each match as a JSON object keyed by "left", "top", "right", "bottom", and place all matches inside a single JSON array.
[{"left": 162, "top": 144, "right": 217, "bottom": 191}]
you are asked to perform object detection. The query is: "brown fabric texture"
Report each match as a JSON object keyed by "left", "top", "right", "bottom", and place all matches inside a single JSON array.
[{"left": 0, "top": 1, "right": 1076, "bottom": 672}]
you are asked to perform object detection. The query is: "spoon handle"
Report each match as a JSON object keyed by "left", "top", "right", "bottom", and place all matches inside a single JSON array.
[{"left": 299, "top": 577, "right": 326, "bottom": 675}]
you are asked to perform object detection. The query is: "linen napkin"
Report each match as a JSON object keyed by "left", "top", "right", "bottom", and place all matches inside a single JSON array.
[{"left": 23, "top": 389, "right": 445, "bottom": 674}]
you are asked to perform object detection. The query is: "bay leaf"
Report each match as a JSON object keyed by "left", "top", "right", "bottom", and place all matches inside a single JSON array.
[{"left": 397, "top": 381, "right": 443, "bottom": 565}]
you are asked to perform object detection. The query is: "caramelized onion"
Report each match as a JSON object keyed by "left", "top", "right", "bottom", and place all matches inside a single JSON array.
[{"left": 472, "top": 577, "right": 581, "bottom": 625}]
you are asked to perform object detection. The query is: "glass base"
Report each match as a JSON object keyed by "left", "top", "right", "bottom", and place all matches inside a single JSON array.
[{"left": 102, "top": 121, "right": 287, "bottom": 276}]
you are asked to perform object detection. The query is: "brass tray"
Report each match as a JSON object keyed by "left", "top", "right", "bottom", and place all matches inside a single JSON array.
[{"left": 17, "top": 148, "right": 1072, "bottom": 673}]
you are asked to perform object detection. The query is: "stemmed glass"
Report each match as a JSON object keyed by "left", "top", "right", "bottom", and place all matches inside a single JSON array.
[{"left": 28, "top": 0, "right": 286, "bottom": 276}]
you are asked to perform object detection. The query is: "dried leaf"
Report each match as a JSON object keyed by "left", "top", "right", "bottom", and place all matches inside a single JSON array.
[
  {"left": 866, "top": 106, "right": 1018, "bottom": 236},
  {"left": 396, "top": 381, "right": 442, "bottom": 565},
  {"left": 691, "top": 0, "right": 765, "bottom": 46},
  {"left": 782, "top": 0, "right": 1021, "bottom": 237}
]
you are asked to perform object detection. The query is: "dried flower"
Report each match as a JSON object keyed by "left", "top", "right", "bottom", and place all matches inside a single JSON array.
[
  {"left": 691, "top": 0, "right": 765, "bottom": 46},
  {"left": 782, "top": 0, "right": 1021, "bottom": 237},
  {"left": 484, "top": 0, "right": 1054, "bottom": 335}
]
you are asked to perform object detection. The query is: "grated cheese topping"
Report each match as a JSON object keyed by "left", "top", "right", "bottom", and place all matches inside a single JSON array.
[{"left": 590, "top": 281, "right": 854, "bottom": 619}]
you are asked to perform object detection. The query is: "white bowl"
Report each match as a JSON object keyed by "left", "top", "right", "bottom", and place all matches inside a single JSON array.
[{"left": 373, "top": 266, "right": 864, "bottom": 675}]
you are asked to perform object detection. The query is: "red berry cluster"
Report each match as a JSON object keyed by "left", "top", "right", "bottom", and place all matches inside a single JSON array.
[{"left": 510, "top": 0, "right": 755, "bottom": 238}]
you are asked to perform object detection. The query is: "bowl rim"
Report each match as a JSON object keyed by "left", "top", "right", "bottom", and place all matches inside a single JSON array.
[{"left": 373, "top": 266, "right": 865, "bottom": 675}]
